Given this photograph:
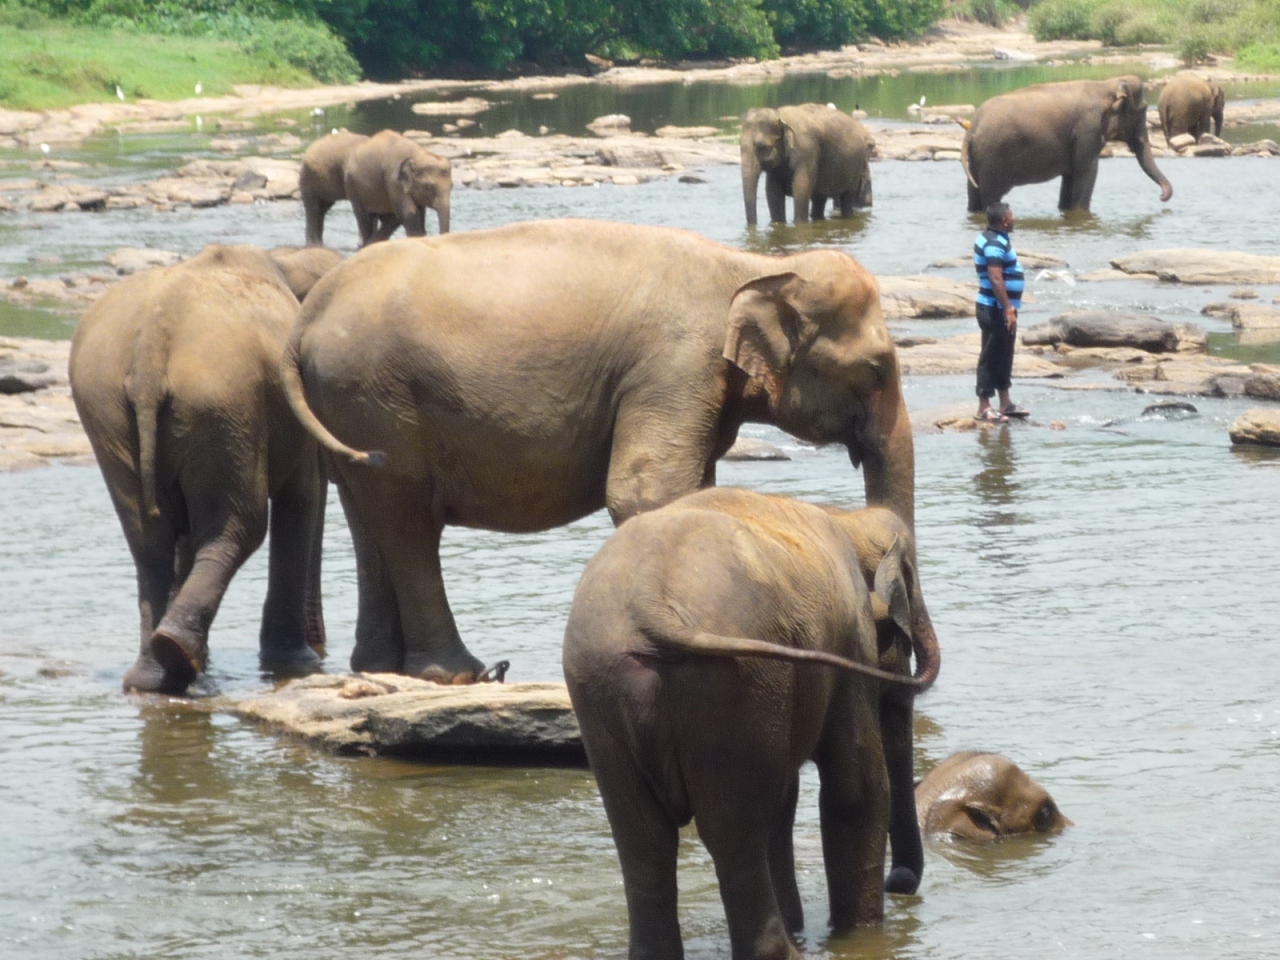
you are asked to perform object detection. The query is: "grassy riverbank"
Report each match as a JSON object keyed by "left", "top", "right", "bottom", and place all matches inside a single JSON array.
[{"left": 1027, "top": 0, "right": 1280, "bottom": 68}]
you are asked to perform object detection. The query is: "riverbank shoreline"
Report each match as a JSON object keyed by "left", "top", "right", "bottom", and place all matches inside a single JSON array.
[{"left": 3, "top": 19, "right": 1277, "bottom": 151}]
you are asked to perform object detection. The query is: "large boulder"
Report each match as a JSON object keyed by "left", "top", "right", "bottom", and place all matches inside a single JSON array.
[
  {"left": 227, "top": 673, "right": 585, "bottom": 763},
  {"left": 878, "top": 275, "right": 976, "bottom": 319},
  {"left": 1111, "top": 249, "right": 1280, "bottom": 285},
  {"left": 1229, "top": 408, "right": 1280, "bottom": 447},
  {"left": 1021, "top": 311, "right": 1197, "bottom": 353}
]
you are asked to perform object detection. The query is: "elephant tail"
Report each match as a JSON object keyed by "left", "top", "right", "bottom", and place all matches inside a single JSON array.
[
  {"left": 959, "top": 125, "right": 979, "bottom": 190},
  {"left": 638, "top": 615, "right": 929, "bottom": 688},
  {"left": 130, "top": 386, "right": 162, "bottom": 520},
  {"left": 279, "top": 339, "right": 386, "bottom": 467}
]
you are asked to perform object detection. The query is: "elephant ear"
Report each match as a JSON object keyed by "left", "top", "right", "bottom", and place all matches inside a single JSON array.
[
  {"left": 781, "top": 120, "right": 796, "bottom": 159},
  {"left": 723, "top": 272, "right": 804, "bottom": 410},
  {"left": 396, "top": 156, "right": 417, "bottom": 191},
  {"left": 872, "top": 534, "right": 913, "bottom": 643}
]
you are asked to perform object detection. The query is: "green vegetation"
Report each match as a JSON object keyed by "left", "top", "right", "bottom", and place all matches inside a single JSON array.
[
  {"left": 1027, "top": 0, "right": 1280, "bottom": 67},
  {"left": 1, "top": 0, "right": 952, "bottom": 109}
]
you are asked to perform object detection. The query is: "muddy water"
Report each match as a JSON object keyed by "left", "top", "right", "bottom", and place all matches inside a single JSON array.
[{"left": 2, "top": 64, "right": 1280, "bottom": 959}]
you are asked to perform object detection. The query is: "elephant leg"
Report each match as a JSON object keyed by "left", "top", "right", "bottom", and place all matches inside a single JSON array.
[
  {"left": 605, "top": 405, "right": 711, "bottom": 524},
  {"left": 765, "top": 174, "right": 787, "bottom": 224},
  {"left": 967, "top": 179, "right": 983, "bottom": 214},
  {"left": 334, "top": 472, "right": 406, "bottom": 673},
  {"left": 304, "top": 197, "right": 334, "bottom": 247},
  {"left": 809, "top": 194, "right": 827, "bottom": 221},
  {"left": 398, "top": 203, "right": 427, "bottom": 238},
  {"left": 582, "top": 724, "right": 685, "bottom": 960},
  {"left": 815, "top": 696, "right": 889, "bottom": 931},
  {"left": 150, "top": 455, "right": 270, "bottom": 696},
  {"left": 335, "top": 465, "right": 484, "bottom": 682},
  {"left": 768, "top": 773, "right": 804, "bottom": 933},
  {"left": 1069, "top": 162, "right": 1099, "bottom": 212},
  {"left": 881, "top": 694, "right": 923, "bottom": 894},
  {"left": 1057, "top": 173, "right": 1075, "bottom": 212},
  {"left": 258, "top": 451, "right": 326, "bottom": 675},
  {"left": 350, "top": 196, "right": 378, "bottom": 247},
  {"left": 372, "top": 215, "right": 400, "bottom": 242}
]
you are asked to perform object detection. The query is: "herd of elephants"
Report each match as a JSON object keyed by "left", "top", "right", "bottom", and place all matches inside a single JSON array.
[{"left": 62, "top": 70, "right": 1223, "bottom": 958}]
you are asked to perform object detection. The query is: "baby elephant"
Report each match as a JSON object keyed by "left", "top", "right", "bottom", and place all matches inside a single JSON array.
[
  {"left": 564, "top": 489, "right": 941, "bottom": 960},
  {"left": 915, "top": 751, "right": 1071, "bottom": 840}
]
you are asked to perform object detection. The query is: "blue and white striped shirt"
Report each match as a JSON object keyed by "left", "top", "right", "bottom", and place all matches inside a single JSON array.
[{"left": 974, "top": 229, "right": 1024, "bottom": 310}]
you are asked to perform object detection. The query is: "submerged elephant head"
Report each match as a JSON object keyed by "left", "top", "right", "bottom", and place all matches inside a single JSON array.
[
  {"left": 724, "top": 250, "right": 916, "bottom": 527},
  {"left": 397, "top": 151, "right": 452, "bottom": 233},
  {"left": 916, "top": 752, "right": 1072, "bottom": 841},
  {"left": 1104, "top": 75, "right": 1173, "bottom": 203},
  {"left": 739, "top": 107, "right": 792, "bottom": 225}
]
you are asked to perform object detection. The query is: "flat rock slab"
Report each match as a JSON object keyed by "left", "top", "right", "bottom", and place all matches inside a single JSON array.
[
  {"left": 1111, "top": 249, "right": 1280, "bottom": 285},
  {"left": 1229, "top": 408, "right": 1280, "bottom": 447},
  {"left": 1021, "top": 311, "right": 1201, "bottom": 353},
  {"left": 1203, "top": 301, "right": 1280, "bottom": 330},
  {"left": 878, "top": 274, "right": 976, "bottom": 319},
  {"left": 722, "top": 437, "right": 790, "bottom": 461},
  {"left": 227, "top": 674, "right": 586, "bottom": 765}
]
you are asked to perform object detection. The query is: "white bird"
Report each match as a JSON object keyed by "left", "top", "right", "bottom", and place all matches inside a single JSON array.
[
  {"left": 195, "top": 115, "right": 203, "bottom": 130},
  {"left": 827, "top": 102, "right": 836, "bottom": 109},
  {"left": 116, "top": 84, "right": 124, "bottom": 101},
  {"left": 195, "top": 81, "right": 202, "bottom": 95},
  {"left": 919, "top": 95, "right": 926, "bottom": 106},
  {"left": 331, "top": 127, "right": 338, "bottom": 135},
  {"left": 39, "top": 143, "right": 50, "bottom": 155},
  {"left": 312, "top": 107, "right": 325, "bottom": 117}
]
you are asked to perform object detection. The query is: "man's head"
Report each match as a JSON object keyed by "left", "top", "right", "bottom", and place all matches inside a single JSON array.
[{"left": 986, "top": 201, "right": 1014, "bottom": 232}]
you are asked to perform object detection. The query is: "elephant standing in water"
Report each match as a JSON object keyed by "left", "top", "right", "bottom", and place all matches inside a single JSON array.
[
  {"left": 916, "top": 752, "right": 1071, "bottom": 840},
  {"left": 564, "top": 493, "right": 940, "bottom": 960},
  {"left": 282, "top": 219, "right": 916, "bottom": 684},
  {"left": 961, "top": 75, "right": 1172, "bottom": 212},
  {"left": 1158, "top": 73, "right": 1225, "bottom": 141},
  {"left": 740, "top": 103, "right": 874, "bottom": 226},
  {"left": 299, "top": 129, "right": 451, "bottom": 247},
  {"left": 70, "top": 244, "right": 342, "bottom": 694}
]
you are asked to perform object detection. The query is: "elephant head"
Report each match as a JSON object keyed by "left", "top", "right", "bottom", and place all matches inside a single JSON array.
[
  {"left": 268, "top": 246, "right": 344, "bottom": 301},
  {"left": 1210, "top": 81, "right": 1226, "bottom": 138},
  {"left": 1105, "top": 76, "right": 1173, "bottom": 202},
  {"left": 724, "top": 250, "right": 916, "bottom": 528},
  {"left": 739, "top": 107, "right": 792, "bottom": 226},
  {"left": 397, "top": 152, "right": 452, "bottom": 233},
  {"left": 916, "top": 752, "right": 1072, "bottom": 841}
]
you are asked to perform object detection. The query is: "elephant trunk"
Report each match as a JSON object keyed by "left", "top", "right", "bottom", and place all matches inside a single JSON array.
[
  {"left": 857, "top": 368, "right": 915, "bottom": 529},
  {"left": 1131, "top": 134, "right": 1173, "bottom": 202},
  {"left": 435, "top": 194, "right": 450, "bottom": 234},
  {"left": 742, "top": 153, "right": 762, "bottom": 226},
  {"left": 909, "top": 602, "right": 940, "bottom": 690}
]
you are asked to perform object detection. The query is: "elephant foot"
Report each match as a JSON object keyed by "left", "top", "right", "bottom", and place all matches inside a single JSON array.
[
  {"left": 417, "top": 659, "right": 510, "bottom": 686},
  {"left": 259, "top": 643, "right": 324, "bottom": 679},
  {"left": 146, "top": 629, "right": 205, "bottom": 695},
  {"left": 884, "top": 865, "right": 921, "bottom": 895}
]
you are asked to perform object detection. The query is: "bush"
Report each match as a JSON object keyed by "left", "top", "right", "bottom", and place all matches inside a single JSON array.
[
  {"left": 765, "top": 0, "right": 870, "bottom": 48},
  {"left": 238, "top": 17, "right": 359, "bottom": 82},
  {"left": 959, "top": 0, "right": 1021, "bottom": 27},
  {"left": 1028, "top": 0, "right": 1101, "bottom": 40},
  {"left": 1236, "top": 41, "right": 1280, "bottom": 70}
]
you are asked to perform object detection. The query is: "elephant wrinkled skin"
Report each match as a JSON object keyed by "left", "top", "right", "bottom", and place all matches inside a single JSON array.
[
  {"left": 563, "top": 491, "right": 940, "bottom": 960},
  {"left": 915, "top": 751, "right": 1071, "bottom": 840},
  {"left": 282, "top": 219, "right": 916, "bottom": 684},
  {"left": 1158, "top": 72, "right": 1225, "bottom": 142},
  {"left": 299, "top": 128, "right": 451, "bottom": 247},
  {"left": 70, "top": 244, "right": 343, "bottom": 695},
  {"left": 740, "top": 103, "right": 874, "bottom": 226},
  {"left": 961, "top": 75, "right": 1172, "bottom": 213}
]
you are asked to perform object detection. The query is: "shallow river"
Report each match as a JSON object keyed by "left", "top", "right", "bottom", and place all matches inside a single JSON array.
[{"left": 1, "top": 64, "right": 1279, "bottom": 960}]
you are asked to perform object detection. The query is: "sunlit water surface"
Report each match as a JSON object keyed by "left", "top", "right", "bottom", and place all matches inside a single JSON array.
[{"left": 1, "top": 65, "right": 1278, "bottom": 960}]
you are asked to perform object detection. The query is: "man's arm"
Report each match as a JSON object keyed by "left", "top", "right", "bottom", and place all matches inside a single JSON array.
[{"left": 986, "top": 264, "right": 1018, "bottom": 332}]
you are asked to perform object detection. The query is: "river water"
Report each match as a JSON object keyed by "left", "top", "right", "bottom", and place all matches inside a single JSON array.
[{"left": 1, "top": 64, "right": 1278, "bottom": 960}]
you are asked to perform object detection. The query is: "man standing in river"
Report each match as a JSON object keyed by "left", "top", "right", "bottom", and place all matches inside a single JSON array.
[{"left": 973, "top": 201, "right": 1027, "bottom": 422}]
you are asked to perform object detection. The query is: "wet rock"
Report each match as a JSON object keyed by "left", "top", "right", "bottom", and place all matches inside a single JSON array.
[
  {"left": 678, "top": 174, "right": 706, "bottom": 184},
  {"left": 1245, "top": 368, "right": 1280, "bottom": 401},
  {"left": 1111, "top": 249, "right": 1280, "bottom": 285},
  {"left": 104, "top": 247, "right": 183, "bottom": 275},
  {"left": 1202, "top": 301, "right": 1280, "bottom": 331},
  {"left": 0, "top": 357, "right": 56, "bottom": 394},
  {"left": 1021, "top": 311, "right": 1195, "bottom": 353},
  {"left": 410, "top": 96, "right": 491, "bottom": 116},
  {"left": 1229, "top": 288, "right": 1258, "bottom": 299},
  {"left": 722, "top": 437, "right": 790, "bottom": 461},
  {"left": 896, "top": 333, "right": 1062, "bottom": 378},
  {"left": 1229, "top": 408, "right": 1280, "bottom": 447},
  {"left": 1116, "top": 355, "right": 1254, "bottom": 396},
  {"left": 1140, "top": 400, "right": 1198, "bottom": 418},
  {"left": 227, "top": 673, "right": 584, "bottom": 763},
  {"left": 877, "top": 274, "right": 975, "bottom": 319},
  {"left": 587, "top": 113, "right": 631, "bottom": 136},
  {"left": 1168, "top": 133, "right": 1196, "bottom": 151}
]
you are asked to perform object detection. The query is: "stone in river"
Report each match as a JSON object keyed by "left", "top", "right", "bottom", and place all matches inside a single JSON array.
[
  {"left": 721, "top": 437, "right": 790, "bottom": 461},
  {"left": 1229, "top": 408, "right": 1280, "bottom": 447},
  {"left": 1021, "top": 311, "right": 1193, "bottom": 353},
  {"left": 227, "top": 673, "right": 585, "bottom": 765}
]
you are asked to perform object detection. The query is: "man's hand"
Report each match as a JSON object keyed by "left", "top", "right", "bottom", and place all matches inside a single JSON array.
[{"left": 1006, "top": 308, "right": 1018, "bottom": 333}]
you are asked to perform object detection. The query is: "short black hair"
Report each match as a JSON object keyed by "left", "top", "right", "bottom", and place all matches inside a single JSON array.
[{"left": 986, "top": 201, "right": 1012, "bottom": 228}]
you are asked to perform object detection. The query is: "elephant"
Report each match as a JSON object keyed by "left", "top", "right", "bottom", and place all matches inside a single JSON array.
[
  {"left": 915, "top": 751, "right": 1071, "bottom": 840},
  {"left": 562, "top": 491, "right": 941, "bottom": 960},
  {"left": 281, "top": 218, "right": 916, "bottom": 684},
  {"left": 1158, "top": 72, "right": 1225, "bottom": 142},
  {"left": 960, "top": 75, "right": 1173, "bottom": 213},
  {"left": 740, "top": 103, "right": 874, "bottom": 226},
  {"left": 298, "top": 128, "right": 451, "bottom": 247},
  {"left": 69, "top": 243, "right": 343, "bottom": 695}
]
